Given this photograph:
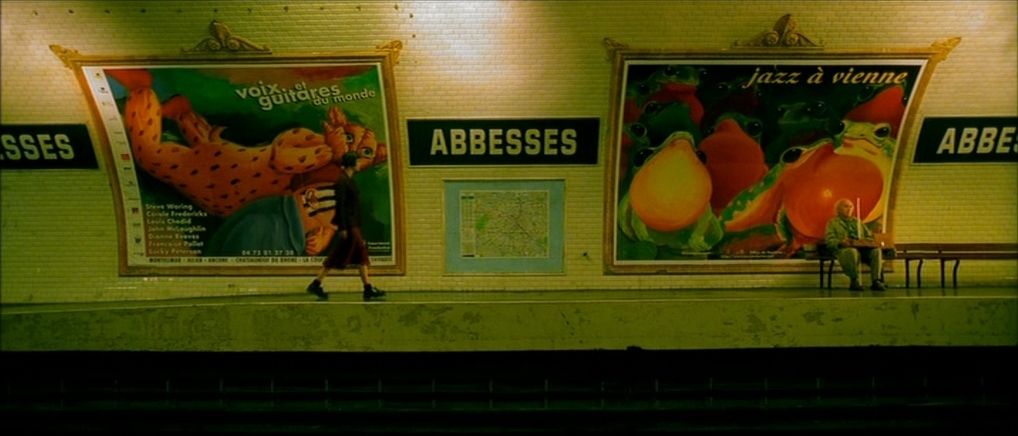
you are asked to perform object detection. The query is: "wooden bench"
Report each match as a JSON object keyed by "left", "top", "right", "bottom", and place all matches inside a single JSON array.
[
  {"left": 895, "top": 243, "right": 1018, "bottom": 288},
  {"left": 808, "top": 243, "right": 894, "bottom": 289}
]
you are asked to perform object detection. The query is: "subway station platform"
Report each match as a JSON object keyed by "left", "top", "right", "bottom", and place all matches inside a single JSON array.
[
  {"left": 2, "top": 287, "right": 1015, "bottom": 352},
  {"left": 2, "top": 288, "right": 1016, "bottom": 434}
]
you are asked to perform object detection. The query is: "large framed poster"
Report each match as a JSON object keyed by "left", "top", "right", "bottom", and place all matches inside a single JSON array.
[
  {"left": 604, "top": 37, "right": 959, "bottom": 274},
  {"left": 55, "top": 44, "right": 405, "bottom": 276}
]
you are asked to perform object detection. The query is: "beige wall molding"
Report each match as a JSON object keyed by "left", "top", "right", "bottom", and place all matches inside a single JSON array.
[
  {"left": 49, "top": 45, "right": 81, "bottom": 69},
  {"left": 602, "top": 38, "right": 630, "bottom": 61},
  {"left": 376, "top": 40, "right": 404, "bottom": 64},
  {"left": 182, "top": 20, "right": 271, "bottom": 54},
  {"left": 930, "top": 37, "right": 963, "bottom": 62},
  {"left": 735, "top": 14, "right": 823, "bottom": 49}
]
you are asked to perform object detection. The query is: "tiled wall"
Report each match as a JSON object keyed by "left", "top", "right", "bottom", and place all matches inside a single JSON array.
[{"left": 2, "top": 1, "right": 1015, "bottom": 303}]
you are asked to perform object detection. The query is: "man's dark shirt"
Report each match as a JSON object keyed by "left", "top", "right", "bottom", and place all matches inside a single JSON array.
[{"left": 331, "top": 172, "right": 362, "bottom": 230}]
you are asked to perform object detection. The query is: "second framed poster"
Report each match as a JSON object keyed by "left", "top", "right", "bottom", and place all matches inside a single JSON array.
[{"left": 605, "top": 40, "right": 959, "bottom": 274}]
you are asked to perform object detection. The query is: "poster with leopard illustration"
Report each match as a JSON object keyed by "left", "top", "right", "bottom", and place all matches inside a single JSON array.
[{"left": 65, "top": 51, "right": 405, "bottom": 276}]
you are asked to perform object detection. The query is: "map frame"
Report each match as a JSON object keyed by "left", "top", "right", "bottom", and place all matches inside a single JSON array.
[{"left": 443, "top": 179, "right": 565, "bottom": 274}]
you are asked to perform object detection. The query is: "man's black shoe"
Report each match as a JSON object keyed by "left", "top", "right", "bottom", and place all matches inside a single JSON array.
[
  {"left": 849, "top": 280, "right": 865, "bottom": 292},
  {"left": 871, "top": 280, "right": 887, "bottom": 291},
  {"left": 306, "top": 282, "right": 328, "bottom": 300},
  {"left": 363, "top": 287, "right": 386, "bottom": 301}
]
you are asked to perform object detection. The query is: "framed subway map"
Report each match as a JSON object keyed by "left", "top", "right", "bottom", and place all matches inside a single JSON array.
[{"left": 444, "top": 179, "right": 565, "bottom": 274}]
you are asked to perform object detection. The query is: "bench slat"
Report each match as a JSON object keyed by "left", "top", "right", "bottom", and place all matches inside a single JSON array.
[
  {"left": 896, "top": 243, "right": 1017, "bottom": 253},
  {"left": 895, "top": 243, "right": 1016, "bottom": 288},
  {"left": 814, "top": 242, "right": 1016, "bottom": 289}
]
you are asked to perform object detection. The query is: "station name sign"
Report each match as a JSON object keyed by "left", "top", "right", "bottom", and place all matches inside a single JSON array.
[
  {"left": 913, "top": 116, "right": 1017, "bottom": 163},
  {"left": 407, "top": 118, "right": 600, "bottom": 166},
  {"left": 0, "top": 124, "right": 99, "bottom": 169}
]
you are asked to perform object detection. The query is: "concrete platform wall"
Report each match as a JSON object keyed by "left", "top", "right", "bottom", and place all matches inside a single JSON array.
[{"left": 3, "top": 289, "right": 1014, "bottom": 352}]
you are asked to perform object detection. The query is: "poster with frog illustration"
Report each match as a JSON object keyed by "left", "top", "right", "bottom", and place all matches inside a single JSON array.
[
  {"left": 606, "top": 42, "right": 958, "bottom": 274},
  {"left": 63, "top": 51, "right": 405, "bottom": 276}
]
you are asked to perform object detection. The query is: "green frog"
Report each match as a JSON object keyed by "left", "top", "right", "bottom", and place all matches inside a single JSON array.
[
  {"left": 763, "top": 100, "right": 839, "bottom": 166},
  {"left": 835, "top": 120, "right": 895, "bottom": 159},
  {"left": 830, "top": 119, "right": 896, "bottom": 223},
  {"left": 717, "top": 120, "right": 896, "bottom": 257},
  {"left": 617, "top": 131, "right": 723, "bottom": 260}
]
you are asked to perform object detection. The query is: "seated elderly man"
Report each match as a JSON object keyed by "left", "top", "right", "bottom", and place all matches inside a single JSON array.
[{"left": 824, "top": 198, "right": 887, "bottom": 292}]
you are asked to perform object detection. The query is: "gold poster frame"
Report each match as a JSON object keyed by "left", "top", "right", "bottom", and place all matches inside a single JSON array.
[
  {"left": 54, "top": 37, "right": 406, "bottom": 276},
  {"left": 603, "top": 32, "right": 960, "bottom": 275}
]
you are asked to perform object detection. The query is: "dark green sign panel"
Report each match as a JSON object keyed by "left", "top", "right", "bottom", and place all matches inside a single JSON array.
[
  {"left": 913, "top": 116, "right": 1017, "bottom": 163},
  {"left": 407, "top": 118, "right": 600, "bottom": 166},
  {"left": 0, "top": 124, "right": 98, "bottom": 169}
]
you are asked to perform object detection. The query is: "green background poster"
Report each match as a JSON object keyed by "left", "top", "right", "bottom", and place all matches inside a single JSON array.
[{"left": 84, "top": 61, "right": 400, "bottom": 274}]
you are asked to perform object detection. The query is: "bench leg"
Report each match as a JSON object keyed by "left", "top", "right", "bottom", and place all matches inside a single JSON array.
[
  {"left": 940, "top": 259, "right": 947, "bottom": 288},
  {"left": 917, "top": 260, "right": 924, "bottom": 288},
  {"left": 905, "top": 259, "right": 911, "bottom": 288},
  {"left": 818, "top": 260, "right": 825, "bottom": 288},
  {"left": 952, "top": 259, "right": 961, "bottom": 288}
]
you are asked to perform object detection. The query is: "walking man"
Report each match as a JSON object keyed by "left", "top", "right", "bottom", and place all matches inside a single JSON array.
[{"left": 306, "top": 152, "right": 387, "bottom": 301}]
